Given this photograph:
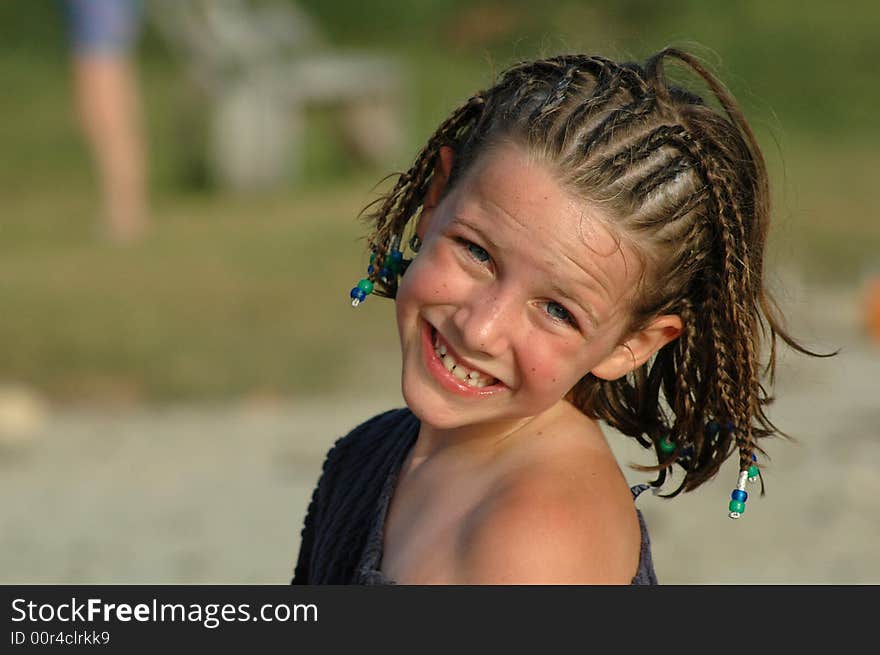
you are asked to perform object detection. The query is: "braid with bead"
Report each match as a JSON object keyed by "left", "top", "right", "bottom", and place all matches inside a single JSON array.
[{"left": 362, "top": 93, "right": 485, "bottom": 299}]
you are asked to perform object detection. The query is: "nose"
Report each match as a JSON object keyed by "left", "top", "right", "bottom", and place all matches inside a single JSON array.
[{"left": 452, "top": 283, "right": 518, "bottom": 358}]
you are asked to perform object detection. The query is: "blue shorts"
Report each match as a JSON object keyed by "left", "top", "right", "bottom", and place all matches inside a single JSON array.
[{"left": 63, "top": 0, "right": 145, "bottom": 55}]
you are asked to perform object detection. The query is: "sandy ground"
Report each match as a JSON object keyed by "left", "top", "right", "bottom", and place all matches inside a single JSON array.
[{"left": 1, "top": 285, "right": 877, "bottom": 584}]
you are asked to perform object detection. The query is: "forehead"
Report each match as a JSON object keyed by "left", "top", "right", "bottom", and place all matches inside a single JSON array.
[{"left": 443, "top": 143, "right": 641, "bottom": 311}]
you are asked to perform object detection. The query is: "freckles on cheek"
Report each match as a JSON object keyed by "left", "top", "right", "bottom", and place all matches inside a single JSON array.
[
  {"left": 413, "top": 266, "right": 457, "bottom": 300},
  {"left": 537, "top": 362, "right": 560, "bottom": 380},
  {"left": 415, "top": 277, "right": 443, "bottom": 298},
  {"left": 522, "top": 340, "right": 588, "bottom": 389},
  {"left": 525, "top": 357, "right": 566, "bottom": 386}
]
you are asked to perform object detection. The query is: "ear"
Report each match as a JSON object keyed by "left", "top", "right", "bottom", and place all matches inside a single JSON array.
[
  {"left": 416, "top": 145, "right": 454, "bottom": 238},
  {"left": 590, "top": 314, "right": 683, "bottom": 381}
]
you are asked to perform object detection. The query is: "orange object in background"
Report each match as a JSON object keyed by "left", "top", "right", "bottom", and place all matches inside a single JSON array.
[{"left": 865, "top": 276, "right": 880, "bottom": 343}]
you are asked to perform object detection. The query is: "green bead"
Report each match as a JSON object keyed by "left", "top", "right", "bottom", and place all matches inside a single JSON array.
[
  {"left": 357, "top": 278, "right": 374, "bottom": 295},
  {"left": 369, "top": 252, "right": 376, "bottom": 264},
  {"left": 748, "top": 465, "right": 759, "bottom": 478},
  {"left": 729, "top": 499, "right": 745, "bottom": 513},
  {"left": 659, "top": 438, "right": 675, "bottom": 454}
]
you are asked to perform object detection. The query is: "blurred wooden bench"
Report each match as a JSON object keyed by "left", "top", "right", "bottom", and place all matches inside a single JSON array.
[{"left": 150, "top": 0, "right": 404, "bottom": 190}]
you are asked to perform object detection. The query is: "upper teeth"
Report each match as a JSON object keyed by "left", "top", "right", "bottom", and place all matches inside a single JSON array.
[{"left": 433, "top": 332, "right": 496, "bottom": 387}]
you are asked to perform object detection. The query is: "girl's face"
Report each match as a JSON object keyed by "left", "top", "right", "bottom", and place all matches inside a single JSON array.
[{"left": 395, "top": 142, "right": 647, "bottom": 431}]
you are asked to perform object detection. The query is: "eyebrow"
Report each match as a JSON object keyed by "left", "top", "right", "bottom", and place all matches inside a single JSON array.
[
  {"left": 452, "top": 216, "right": 497, "bottom": 248},
  {"left": 454, "top": 216, "right": 601, "bottom": 330}
]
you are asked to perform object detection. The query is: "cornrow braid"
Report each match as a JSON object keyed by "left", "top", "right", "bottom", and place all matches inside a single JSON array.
[
  {"left": 631, "top": 154, "right": 695, "bottom": 198},
  {"left": 665, "top": 124, "right": 765, "bottom": 478},
  {"left": 552, "top": 63, "right": 626, "bottom": 152},
  {"left": 577, "top": 94, "right": 658, "bottom": 160},
  {"left": 528, "top": 63, "right": 579, "bottom": 127},
  {"left": 599, "top": 124, "right": 688, "bottom": 176},
  {"left": 605, "top": 116, "right": 757, "bottom": 492},
  {"left": 653, "top": 51, "right": 775, "bottom": 478}
]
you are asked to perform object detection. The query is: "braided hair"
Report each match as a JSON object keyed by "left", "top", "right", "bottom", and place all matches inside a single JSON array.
[{"left": 361, "top": 48, "right": 828, "bottom": 495}]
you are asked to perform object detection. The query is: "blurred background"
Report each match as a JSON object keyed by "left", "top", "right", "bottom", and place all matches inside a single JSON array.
[{"left": 1, "top": 0, "right": 877, "bottom": 583}]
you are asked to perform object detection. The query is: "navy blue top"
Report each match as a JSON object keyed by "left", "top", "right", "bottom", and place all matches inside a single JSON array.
[{"left": 292, "top": 408, "right": 657, "bottom": 585}]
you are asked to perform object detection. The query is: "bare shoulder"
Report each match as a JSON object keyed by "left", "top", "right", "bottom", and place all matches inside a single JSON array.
[{"left": 456, "top": 410, "right": 641, "bottom": 584}]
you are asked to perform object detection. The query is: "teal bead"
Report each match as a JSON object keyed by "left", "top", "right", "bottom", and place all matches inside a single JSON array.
[
  {"left": 659, "top": 438, "right": 675, "bottom": 454},
  {"left": 729, "top": 499, "right": 745, "bottom": 513},
  {"left": 357, "top": 278, "right": 374, "bottom": 295},
  {"left": 369, "top": 252, "right": 376, "bottom": 264},
  {"left": 386, "top": 253, "right": 402, "bottom": 274},
  {"left": 748, "top": 464, "right": 759, "bottom": 479}
]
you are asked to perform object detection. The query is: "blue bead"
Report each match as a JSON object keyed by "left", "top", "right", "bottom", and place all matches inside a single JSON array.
[
  {"left": 385, "top": 250, "right": 404, "bottom": 274},
  {"left": 751, "top": 453, "right": 757, "bottom": 462},
  {"left": 705, "top": 421, "right": 719, "bottom": 436},
  {"left": 731, "top": 489, "right": 748, "bottom": 502},
  {"left": 724, "top": 420, "right": 734, "bottom": 432},
  {"left": 367, "top": 264, "right": 375, "bottom": 275},
  {"left": 379, "top": 267, "right": 391, "bottom": 279},
  {"left": 349, "top": 287, "right": 360, "bottom": 299},
  {"left": 356, "top": 289, "right": 367, "bottom": 301}
]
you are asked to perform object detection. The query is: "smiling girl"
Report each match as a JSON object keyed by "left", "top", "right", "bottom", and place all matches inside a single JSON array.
[{"left": 292, "top": 49, "right": 821, "bottom": 584}]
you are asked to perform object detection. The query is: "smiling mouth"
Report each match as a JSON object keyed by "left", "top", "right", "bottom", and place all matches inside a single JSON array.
[{"left": 430, "top": 327, "right": 498, "bottom": 388}]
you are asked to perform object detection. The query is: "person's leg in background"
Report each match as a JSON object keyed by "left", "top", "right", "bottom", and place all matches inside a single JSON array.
[{"left": 63, "top": 0, "right": 149, "bottom": 243}]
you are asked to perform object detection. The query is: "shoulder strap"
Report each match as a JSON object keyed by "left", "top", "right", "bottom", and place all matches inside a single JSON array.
[{"left": 630, "top": 483, "right": 651, "bottom": 501}]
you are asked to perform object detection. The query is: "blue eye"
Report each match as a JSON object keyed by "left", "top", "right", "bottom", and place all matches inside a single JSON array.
[
  {"left": 464, "top": 240, "right": 490, "bottom": 263},
  {"left": 546, "top": 301, "right": 576, "bottom": 327}
]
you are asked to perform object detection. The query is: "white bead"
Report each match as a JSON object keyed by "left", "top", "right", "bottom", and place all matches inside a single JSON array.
[{"left": 728, "top": 511, "right": 742, "bottom": 520}]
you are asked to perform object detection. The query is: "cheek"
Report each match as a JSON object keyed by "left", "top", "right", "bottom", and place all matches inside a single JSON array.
[
  {"left": 398, "top": 246, "right": 467, "bottom": 305},
  {"left": 520, "top": 335, "right": 615, "bottom": 394},
  {"left": 520, "top": 340, "right": 587, "bottom": 390},
  {"left": 395, "top": 251, "right": 446, "bottom": 334}
]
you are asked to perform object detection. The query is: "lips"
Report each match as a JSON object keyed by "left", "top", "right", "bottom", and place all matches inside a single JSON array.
[
  {"left": 432, "top": 329, "right": 498, "bottom": 387},
  {"left": 420, "top": 319, "right": 506, "bottom": 396}
]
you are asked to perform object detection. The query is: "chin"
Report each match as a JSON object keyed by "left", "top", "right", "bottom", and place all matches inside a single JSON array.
[{"left": 400, "top": 382, "right": 462, "bottom": 430}]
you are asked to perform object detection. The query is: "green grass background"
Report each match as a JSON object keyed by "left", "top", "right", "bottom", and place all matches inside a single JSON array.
[{"left": 1, "top": 1, "right": 877, "bottom": 402}]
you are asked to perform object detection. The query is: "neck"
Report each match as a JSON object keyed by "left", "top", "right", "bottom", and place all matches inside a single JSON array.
[{"left": 409, "top": 400, "right": 568, "bottom": 466}]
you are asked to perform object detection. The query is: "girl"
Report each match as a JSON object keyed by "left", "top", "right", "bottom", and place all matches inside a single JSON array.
[{"left": 292, "top": 48, "right": 821, "bottom": 584}]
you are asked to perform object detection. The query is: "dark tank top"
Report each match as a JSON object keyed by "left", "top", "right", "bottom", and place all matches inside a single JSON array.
[{"left": 292, "top": 408, "right": 657, "bottom": 585}]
